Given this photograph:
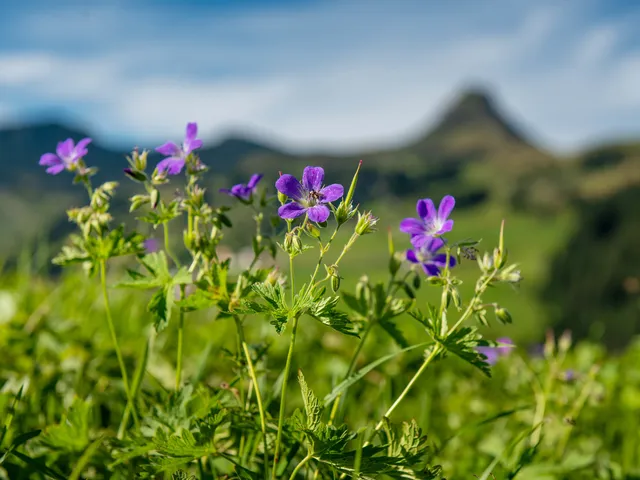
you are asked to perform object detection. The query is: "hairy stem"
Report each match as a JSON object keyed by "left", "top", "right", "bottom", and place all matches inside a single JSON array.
[
  {"left": 288, "top": 452, "right": 314, "bottom": 480},
  {"left": 175, "top": 286, "right": 186, "bottom": 391},
  {"left": 99, "top": 260, "right": 139, "bottom": 436},
  {"left": 243, "top": 342, "right": 270, "bottom": 480}
]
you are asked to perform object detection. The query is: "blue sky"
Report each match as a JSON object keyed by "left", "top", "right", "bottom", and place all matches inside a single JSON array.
[{"left": 1, "top": 0, "right": 640, "bottom": 153}]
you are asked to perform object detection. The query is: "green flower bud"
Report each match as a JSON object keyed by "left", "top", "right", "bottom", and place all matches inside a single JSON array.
[
  {"left": 129, "top": 194, "right": 150, "bottom": 212},
  {"left": 355, "top": 211, "right": 378, "bottom": 236},
  {"left": 495, "top": 307, "right": 512, "bottom": 324}
]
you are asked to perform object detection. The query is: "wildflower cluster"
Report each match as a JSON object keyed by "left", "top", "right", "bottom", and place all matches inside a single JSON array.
[{"left": 23, "top": 121, "right": 539, "bottom": 479}]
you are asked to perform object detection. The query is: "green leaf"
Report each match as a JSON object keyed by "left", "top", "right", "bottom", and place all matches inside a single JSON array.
[
  {"left": 40, "top": 398, "right": 91, "bottom": 453},
  {"left": 323, "top": 342, "right": 433, "bottom": 404},
  {"left": 298, "top": 370, "right": 322, "bottom": 432},
  {"left": 307, "top": 295, "right": 358, "bottom": 337},
  {"left": 69, "top": 437, "right": 104, "bottom": 480},
  {"left": 148, "top": 286, "right": 173, "bottom": 332},
  {"left": 0, "top": 430, "right": 41, "bottom": 465},
  {"left": 441, "top": 327, "right": 492, "bottom": 377}
]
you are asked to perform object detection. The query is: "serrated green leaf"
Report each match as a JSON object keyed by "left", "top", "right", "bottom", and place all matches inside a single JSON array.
[{"left": 298, "top": 370, "right": 322, "bottom": 432}]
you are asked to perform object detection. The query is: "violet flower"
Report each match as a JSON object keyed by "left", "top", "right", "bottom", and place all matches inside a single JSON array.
[
  {"left": 39, "top": 138, "right": 92, "bottom": 175},
  {"left": 276, "top": 166, "right": 344, "bottom": 223},
  {"left": 400, "top": 195, "right": 455, "bottom": 248},
  {"left": 220, "top": 174, "right": 263, "bottom": 201},
  {"left": 477, "top": 337, "right": 514, "bottom": 365},
  {"left": 155, "top": 122, "right": 203, "bottom": 175},
  {"left": 143, "top": 238, "right": 159, "bottom": 254},
  {"left": 406, "top": 236, "right": 456, "bottom": 276}
]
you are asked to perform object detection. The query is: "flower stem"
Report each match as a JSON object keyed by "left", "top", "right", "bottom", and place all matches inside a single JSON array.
[
  {"left": 328, "top": 320, "right": 374, "bottom": 424},
  {"left": 99, "top": 260, "right": 139, "bottom": 435},
  {"left": 175, "top": 286, "right": 186, "bottom": 391},
  {"left": 372, "top": 345, "right": 441, "bottom": 434},
  {"left": 243, "top": 341, "right": 270, "bottom": 480},
  {"left": 288, "top": 451, "right": 313, "bottom": 480},
  {"left": 272, "top": 314, "right": 300, "bottom": 479},
  {"left": 162, "top": 221, "right": 180, "bottom": 267}
]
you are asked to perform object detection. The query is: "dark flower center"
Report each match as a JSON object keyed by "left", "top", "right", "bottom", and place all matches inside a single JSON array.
[{"left": 305, "top": 189, "right": 323, "bottom": 206}]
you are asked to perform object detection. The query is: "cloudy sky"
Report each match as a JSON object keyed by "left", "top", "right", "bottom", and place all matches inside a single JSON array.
[{"left": 1, "top": 0, "right": 639, "bottom": 153}]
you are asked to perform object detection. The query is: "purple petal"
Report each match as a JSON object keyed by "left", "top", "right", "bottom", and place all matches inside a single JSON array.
[
  {"left": 278, "top": 202, "right": 307, "bottom": 219},
  {"left": 302, "top": 166, "right": 324, "bottom": 191},
  {"left": 184, "top": 138, "right": 203, "bottom": 154},
  {"left": 424, "top": 237, "right": 445, "bottom": 253},
  {"left": 418, "top": 199, "right": 437, "bottom": 223},
  {"left": 275, "top": 174, "right": 303, "bottom": 200},
  {"left": 410, "top": 234, "right": 430, "bottom": 249},
  {"left": 423, "top": 263, "right": 441, "bottom": 277},
  {"left": 219, "top": 188, "right": 232, "bottom": 195},
  {"left": 46, "top": 163, "right": 66, "bottom": 175},
  {"left": 247, "top": 174, "right": 263, "bottom": 189},
  {"left": 320, "top": 183, "right": 344, "bottom": 203},
  {"left": 56, "top": 139, "right": 74, "bottom": 159},
  {"left": 496, "top": 337, "right": 514, "bottom": 356},
  {"left": 399, "top": 218, "right": 425, "bottom": 235},
  {"left": 144, "top": 238, "right": 159, "bottom": 253},
  {"left": 75, "top": 137, "right": 92, "bottom": 157},
  {"left": 477, "top": 347, "right": 499, "bottom": 365},
  {"left": 39, "top": 153, "right": 61, "bottom": 166},
  {"left": 155, "top": 141, "right": 181, "bottom": 157},
  {"left": 430, "top": 254, "right": 456, "bottom": 268},
  {"left": 438, "top": 195, "right": 455, "bottom": 221},
  {"left": 185, "top": 122, "right": 198, "bottom": 140},
  {"left": 157, "top": 157, "right": 185, "bottom": 175},
  {"left": 438, "top": 219, "right": 454, "bottom": 234},
  {"left": 406, "top": 250, "right": 419, "bottom": 264},
  {"left": 307, "top": 205, "right": 330, "bottom": 223}
]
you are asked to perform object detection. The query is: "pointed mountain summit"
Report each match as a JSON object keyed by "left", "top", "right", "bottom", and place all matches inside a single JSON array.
[{"left": 429, "top": 88, "right": 528, "bottom": 143}]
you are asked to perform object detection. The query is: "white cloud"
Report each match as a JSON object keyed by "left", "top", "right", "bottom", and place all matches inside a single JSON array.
[{"left": 1, "top": 0, "right": 639, "bottom": 154}]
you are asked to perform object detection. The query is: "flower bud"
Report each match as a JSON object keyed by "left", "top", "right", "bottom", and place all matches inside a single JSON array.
[
  {"left": 544, "top": 329, "right": 556, "bottom": 359},
  {"left": 124, "top": 168, "right": 147, "bottom": 183},
  {"left": 330, "top": 268, "right": 341, "bottom": 293},
  {"left": 335, "top": 201, "right": 356, "bottom": 226},
  {"left": 495, "top": 307, "right": 512, "bottom": 324},
  {"left": 129, "top": 194, "right": 150, "bottom": 212},
  {"left": 558, "top": 329, "right": 572, "bottom": 353},
  {"left": 305, "top": 223, "right": 321, "bottom": 239},
  {"left": 135, "top": 149, "right": 149, "bottom": 171},
  {"left": 356, "top": 275, "right": 370, "bottom": 304},
  {"left": 355, "top": 211, "right": 378, "bottom": 236},
  {"left": 150, "top": 188, "right": 160, "bottom": 209},
  {"left": 283, "top": 231, "right": 303, "bottom": 256}
]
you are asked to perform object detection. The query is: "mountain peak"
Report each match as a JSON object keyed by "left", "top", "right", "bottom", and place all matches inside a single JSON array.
[{"left": 426, "top": 87, "right": 528, "bottom": 144}]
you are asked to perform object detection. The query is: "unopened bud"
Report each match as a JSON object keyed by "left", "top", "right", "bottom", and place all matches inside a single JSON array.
[
  {"left": 356, "top": 275, "right": 370, "bottom": 304},
  {"left": 305, "top": 223, "right": 321, "bottom": 239},
  {"left": 129, "top": 194, "right": 150, "bottom": 212},
  {"left": 558, "top": 330, "right": 572, "bottom": 353},
  {"left": 355, "top": 211, "right": 378, "bottom": 236},
  {"left": 150, "top": 188, "right": 160, "bottom": 209},
  {"left": 124, "top": 168, "right": 147, "bottom": 183},
  {"left": 544, "top": 329, "right": 556, "bottom": 359},
  {"left": 495, "top": 307, "right": 512, "bottom": 324},
  {"left": 330, "top": 268, "right": 341, "bottom": 293}
]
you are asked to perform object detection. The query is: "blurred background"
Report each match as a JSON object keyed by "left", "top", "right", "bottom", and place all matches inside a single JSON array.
[{"left": 1, "top": 0, "right": 639, "bottom": 348}]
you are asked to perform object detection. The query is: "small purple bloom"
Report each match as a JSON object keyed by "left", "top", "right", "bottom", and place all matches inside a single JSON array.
[
  {"left": 220, "top": 174, "right": 263, "bottom": 201},
  {"left": 400, "top": 195, "right": 455, "bottom": 248},
  {"left": 155, "top": 122, "right": 203, "bottom": 175},
  {"left": 276, "top": 166, "right": 344, "bottom": 223},
  {"left": 563, "top": 369, "right": 576, "bottom": 382},
  {"left": 39, "top": 138, "right": 92, "bottom": 175},
  {"left": 143, "top": 238, "right": 159, "bottom": 253},
  {"left": 406, "top": 237, "right": 456, "bottom": 277},
  {"left": 477, "top": 337, "right": 514, "bottom": 365}
]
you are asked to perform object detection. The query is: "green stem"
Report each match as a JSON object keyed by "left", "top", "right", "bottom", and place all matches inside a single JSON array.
[
  {"left": 333, "top": 232, "right": 359, "bottom": 267},
  {"left": 175, "top": 286, "right": 186, "bottom": 391},
  {"left": 371, "top": 345, "right": 441, "bottom": 434},
  {"left": 288, "top": 452, "right": 314, "bottom": 480},
  {"left": 162, "top": 221, "right": 180, "bottom": 267},
  {"left": 272, "top": 314, "right": 300, "bottom": 479},
  {"left": 243, "top": 342, "right": 270, "bottom": 480},
  {"left": 99, "top": 260, "right": 139, "bottom": 435},
  {"left": 328, "top": 320, "right": 374, "bottom": 424}
]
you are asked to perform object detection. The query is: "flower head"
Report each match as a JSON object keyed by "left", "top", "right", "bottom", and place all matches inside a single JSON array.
[
  {"left": 275, "top": 166, "right": 344, "bottom": 223},
  {"left": 400, "top": 195, "right": 455, "bottom": 248},
  {"left": 220, "top": 174, "right": 263, "bottom": 201},
  {"left": 155, "top": 122, "right": 203, "bottom": 175},
  {"left": 477, "top": 337, "right": 514, "bottom": 365},
  {"left": 406, "top": 237, "right": 456, "bottom": 277},
  {"left": 143, "top": 238, "right": 159, "bottom": 254},
  {"left": 39, "top": 138, "right": 92, "bottom": 175}
]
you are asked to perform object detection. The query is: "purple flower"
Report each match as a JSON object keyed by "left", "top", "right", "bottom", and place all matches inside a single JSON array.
[
  {"left": 406, "top": 237, "right": 456, "bottom": 276},
  {"left": 563, "top": 369, "right": 576, "bottom": 382},
  {"left": 220, "top": 174, "right": 263, "bottom": 201},
  {"left": 400, "top": 195, "right": 455, "bottom": 248},
  {"left": 155, "top": 122, "right": 203, "bottom": 175},
  {"left": 144, "top": 238, "right": 159, "bottom": 253},
  {"left": 39, "top": 138, "right": 92, "bottom": 175},
  {"left": 275, "top": 166, "right": 344, "bottom": 223},
  {"left": 477, "top": 337, "right": 514, "bottom": 365}
]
